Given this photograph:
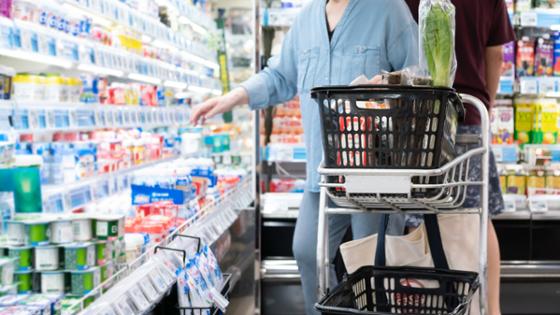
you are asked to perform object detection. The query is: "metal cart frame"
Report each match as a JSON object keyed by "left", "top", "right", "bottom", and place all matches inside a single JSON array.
[{"left": 316, "top": 94, "right": 490, "bottom": 314}]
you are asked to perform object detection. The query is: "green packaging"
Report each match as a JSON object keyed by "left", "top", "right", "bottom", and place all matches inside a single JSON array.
[
  {"left": 7, "top": 219, "right": 50, "bottom": 246},
  {"left": 100, "top": 262, "right": 113, "bottom": 283},
  {"left": 95, "top": 215, "right": 124, "bottom": 240},
  {"left": 95, "top": 241, "right": 108, "bottom": 266},
  {"left": 40, "top": 271, "right": 65, "bottom": 294},
  {"left": 64, "top": 243, "right": 95, "bottom": 271},
  {"left": 6, "top": 246, "right": 32, "bottom": 271},
  {"left": 70, "top": 267, "right": 100, "bottom": 295},
  {"left": 14, "top": 270, "right": 32, "bottom": 293}
]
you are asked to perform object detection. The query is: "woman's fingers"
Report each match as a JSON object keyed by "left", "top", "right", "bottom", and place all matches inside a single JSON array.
[{"left": 190, "top": 99, "right": 216, "bottom": 124}]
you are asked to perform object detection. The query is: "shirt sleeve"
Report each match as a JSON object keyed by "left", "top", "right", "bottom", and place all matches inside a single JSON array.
[
  {"left": 240, "top": 27, "right": 298, "bottom": 110},
  {"left": 487, "top": 0, "right": 515, "bottom": 46},
  {"left": 387, "top": 4, "right": 419, "bottom": 71}
]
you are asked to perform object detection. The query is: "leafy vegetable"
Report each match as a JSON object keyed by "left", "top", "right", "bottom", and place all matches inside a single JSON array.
[{"left": 421, "top": 1, "right": 455, "bottom": 87}]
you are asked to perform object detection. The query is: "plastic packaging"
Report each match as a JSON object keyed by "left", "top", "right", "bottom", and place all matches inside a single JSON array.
[{"left": 419, "top": 0, "right": 456, "bottom": 87}]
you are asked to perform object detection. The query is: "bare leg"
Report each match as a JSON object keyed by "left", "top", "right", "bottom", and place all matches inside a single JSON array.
[{"left": 487, "top": 220, "right": 501, "bottom": 315}]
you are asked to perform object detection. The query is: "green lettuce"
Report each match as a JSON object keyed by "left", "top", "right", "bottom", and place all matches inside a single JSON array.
[{"left": 422, "top": 2, "right": 455, "bottom": 87}]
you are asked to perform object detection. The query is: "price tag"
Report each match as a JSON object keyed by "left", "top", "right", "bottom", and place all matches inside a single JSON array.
[
  {"left": 75, "top": 109, "right": 96, "bottom": 127},
  {"left": 529, "top": 198, "right": 548, "bottom": 213},
  {"left": 53, "top": 110, "right": 70, "bottom": 128},
  {"left": 105, "top": 110, "right": 115, "bottom": 127},
  {"left": 12, "top": 108, "right": 29, "bottom": 130},
  {"left": 95, "top": 180, "right": 110, "bottom": 199},
  {"left": 130, "top": 111, "right": 138, "bottom": 125},
  {"left": 519, "top": 78, "right": 538, "bottom": 95},
  {"left": 539, "top": 77, "right": 556, "bottom": 95},
  {"left": 139, "top": 111, "right": 146, "bottom": 124},
  {"left": 115, "top": 110, "right": 124, "bottom": 125},
  {"left": 139, "top": 278, "right": 159, "bottom": 302},
  {"left": 43, "top": 193, "right": 65, "bottom": 213},
  {"left": 0, "top": 106, "right": 12, "bottom": 130},
  {"left": 520, "top": 11, "right": 538, "bottom": 27},
  {"left": 67, "top": 186, "right": 93, "bottom": 210},
  {"left": 123, "top": 110, "right": 131, "bottom": 126},
  {"left": 96, "top": 108, "right": 106, "bottom": 127},
  {"left": 128, "top": 285, "right": 150, "bottom": 312},
  {"left": 503, "top": 198, "right": 517, "bottom": 213}
]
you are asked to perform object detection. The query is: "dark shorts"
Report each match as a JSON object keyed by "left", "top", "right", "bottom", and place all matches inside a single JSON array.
[{"left": 405, "top": 125, "right": 505, "bottom": 227}]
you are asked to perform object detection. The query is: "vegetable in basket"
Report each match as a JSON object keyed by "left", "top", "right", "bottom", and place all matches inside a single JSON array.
[{"left": 419, "top": 0, "right": 456, "bottom": 87}]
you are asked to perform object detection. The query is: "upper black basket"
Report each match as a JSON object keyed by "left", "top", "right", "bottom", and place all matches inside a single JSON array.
[{"left": 311, "top": 85, "right": 465, "bottom": 169}]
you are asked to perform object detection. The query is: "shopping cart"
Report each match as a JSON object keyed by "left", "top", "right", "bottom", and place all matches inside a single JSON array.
[{"left": 313, "top": 85, "right": 490, "bottom": 315}]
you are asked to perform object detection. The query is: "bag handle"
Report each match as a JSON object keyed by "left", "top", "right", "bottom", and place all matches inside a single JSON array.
[{"left": 373, "top": 214, "right": 454, "bottom": 312}]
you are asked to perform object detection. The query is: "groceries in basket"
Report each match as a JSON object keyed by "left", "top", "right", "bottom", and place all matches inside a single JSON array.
[
  {"left": 316, "top": 214, "right": 479, "bottom": 315},
  {"left": 419, "top": 0, "right": 457, "bottom": 87}
]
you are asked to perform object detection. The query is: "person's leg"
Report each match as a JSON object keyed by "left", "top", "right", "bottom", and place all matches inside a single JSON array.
[
  {"left": 487, "top": 220, "right": 501, "bottom": 315},
  {"left": 292, "top": 191, "right": 350, "bottom": 315}
]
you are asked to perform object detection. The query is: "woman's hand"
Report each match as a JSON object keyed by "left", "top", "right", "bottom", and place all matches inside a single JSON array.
[{"left": 190, "top": 87, "right": 249, "bottom": 125}]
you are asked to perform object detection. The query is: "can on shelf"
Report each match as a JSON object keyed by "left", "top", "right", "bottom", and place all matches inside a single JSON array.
[
  {"left": 506, "top": 166, "right": 527, "bottom": 196},
  {"left": 527, "top": 169, "right": 547, "bottom": 195}
]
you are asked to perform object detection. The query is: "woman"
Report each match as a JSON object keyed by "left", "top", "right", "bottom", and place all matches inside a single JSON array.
[
  {"left": 191, "top": 0, "right": 418, "bottom": 314},
  {"left": 404, "top": 1, "right": 515, "bottom": 315}
]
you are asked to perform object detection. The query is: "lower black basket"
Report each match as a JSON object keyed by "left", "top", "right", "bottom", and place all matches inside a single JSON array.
[
  {"left": 316, "top": 266, "right": 479, "bottom": 315},
  {"left": 177, "top": 274, "right": 232, "bottom": 315}
]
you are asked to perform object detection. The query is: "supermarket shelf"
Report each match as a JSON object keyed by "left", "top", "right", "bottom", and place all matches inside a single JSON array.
[
  {"left": 73, "top": 176, "right": 255, "bottom": 315},
  {"left": 0, "top": 101, "right": 190, "bottom": 134},
  {"left": 262, "top": 8, "right": 302, "bottom": 28},
  {"left": 518, "top": 76, "right": 560, "bottom": 95},
  {"left": 261, "top": 259, "right": 300, "bottom": 282},
  {"left": 0, "top": 17, "right": 221, "bottom": 91},
  {"left": 42, "top": 156, "right": 180, "bottom": 213},
  {"left": 59, "top": 0, "right": 218, "bottom": 69},
  {"left": 518, "top": 9, "right": 560, "bottom": 28},
  {"left": 494, "top": 210, "right": 532, "bottom": 221},
  {"left": 263, "top": 143, "right": 306, "bottom": 162}
]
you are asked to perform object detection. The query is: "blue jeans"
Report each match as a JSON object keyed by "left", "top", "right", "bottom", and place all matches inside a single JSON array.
[{"left": 292, "top": 191, "right": 405, "bottom": 315}]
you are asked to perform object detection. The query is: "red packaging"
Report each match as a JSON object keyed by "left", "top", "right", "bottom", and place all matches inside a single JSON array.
[{"left": 516, "top": 37, "right": 535, "bottom": 77}]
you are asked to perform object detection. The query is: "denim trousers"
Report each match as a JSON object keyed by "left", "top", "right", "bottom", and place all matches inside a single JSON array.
[{"left": 292, "top": 190, "right": 405, "bottom": 315}]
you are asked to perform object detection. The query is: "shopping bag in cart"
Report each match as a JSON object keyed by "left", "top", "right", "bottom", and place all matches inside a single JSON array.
[
  {"left": 316, "top": 214, "right": 479, "bottom": 315},
  {"left": 339, "top": 214, "right": 481, "bottom": 314}
]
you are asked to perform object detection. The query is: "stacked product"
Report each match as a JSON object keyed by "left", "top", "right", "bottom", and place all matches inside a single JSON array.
[{"left": 1, "top": 213, "right": 125, "bottom": 303}]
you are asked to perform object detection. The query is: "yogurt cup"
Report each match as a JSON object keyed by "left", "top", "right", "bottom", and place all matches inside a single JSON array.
[
  {"left": 6, "top": 221, "right": 25, "bottom": 245},
  {"left": 72, "top": 217, "right": 92, "bottom": 242},
  {"left": 64, "top": 242, "right": 95, "bottom": 270},
  {"left": 6, "top": 246, "right": 32, "bottom": 271},
  {"left": 70, "top": 267, "right": 100, "bottom": 295},
  {"left": 34, "top": 245, "right": 60, "bottom": 271},
  {"left": 0, "top": 258, "right": 15, "bottom": 286},
  {"left": 95, "top": 215, "right": 124, "bottom": 240},
  {"left": 14, "top": 270, "right": 33, "bottom": 293},
  {"left": 95, "top": 241, "right": 108, "bottom": 266},
  {"left": 50, "top": 219, "right": 74, "bottom": 244},
  {"left": 40, "top": 271, "right": 65, "bottom": 294},
  {"left": 24, "top": 220, "right": 51, "bottom": 246}
]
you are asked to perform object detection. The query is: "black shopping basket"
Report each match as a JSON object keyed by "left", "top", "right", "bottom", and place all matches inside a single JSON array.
[
  {"left": 177, "top": 273, "right": 232, "bottom": 315},
  {"left": 311, "top": 85, "right": 464, "bottom": 169},
  {"left": 316, "top": 215, "right": 479, "bottom": 315}
]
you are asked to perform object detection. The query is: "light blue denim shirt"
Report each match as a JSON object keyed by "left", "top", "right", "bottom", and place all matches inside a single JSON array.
[{"left": 242, "top": 0, "right": 419, "bottom": 192}]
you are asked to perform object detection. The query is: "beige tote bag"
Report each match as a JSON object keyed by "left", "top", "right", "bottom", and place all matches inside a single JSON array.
[{"left": 340, "top": 214, "right": 480, "bottom": 315}]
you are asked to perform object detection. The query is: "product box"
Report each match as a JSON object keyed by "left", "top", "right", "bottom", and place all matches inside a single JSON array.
[
  {"left": 514, "top": 99, "right": 535, "bottom": 145},
  {"left": 491, "top": 102, "right": 515, "bottom": 145},
  {"left": 517, "top": 37, "right": 535, "bottom": 77},
  {"left": 535, "top": 36, "right": 554, "bottom": 76},
  {"left": 502, "top": 41, "right": 515, "bottom": 80},
  {"left": 533, "top": 99, "right": 559, "bottom": 144},
  {"left": 515, "top": 0, "right": 532, "bottom": 12}
]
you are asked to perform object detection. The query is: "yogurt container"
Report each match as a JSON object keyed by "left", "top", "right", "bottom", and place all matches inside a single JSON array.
[
  {"left": 72, "top": 217, "right": 92, "bottom": 242},
  {"left": 64, "top": 242, "right": 95, "bottom": 270},
  {"left": 100, "top": 261, "right": 113, "bottom": 283},
  {"left": 70, "top": 267, "right": 100, "bottom": 295},
  {"left": 6, "top": 221, "right": 25, "bottom": 245},
  {"left": 95, "top": 215, "right": 125, "bottom": 240},
  {"left": 40, "top": 271, "right": 65, "bottom": 294},
  {"left": 34, "top": 245, "right": 60, "bottom": 271},
  {"left": 14, "top": 270, "right": 33, "bottom": 293},
  {"left": 50, "top": 219, "right": 74, "bottom": 244},
  {"left": 8, "top": 220, "right": 50, "bottom": 246},
  {"left": 0, "top": 257, "right": 15, "bottom": 286},
  {"left": 6, "top": 246, "right": 32, "bottom": 271},
  {"left": 95, "top": 241, "right": 108, "bottom": 266},
  {"left": 18, "top": 293, "right": 62, "bottom": 315}
]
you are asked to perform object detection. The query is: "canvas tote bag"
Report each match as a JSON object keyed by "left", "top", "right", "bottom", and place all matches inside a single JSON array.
[{"left": 340, "top": 214, "right": 480, "bottom": 315}]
